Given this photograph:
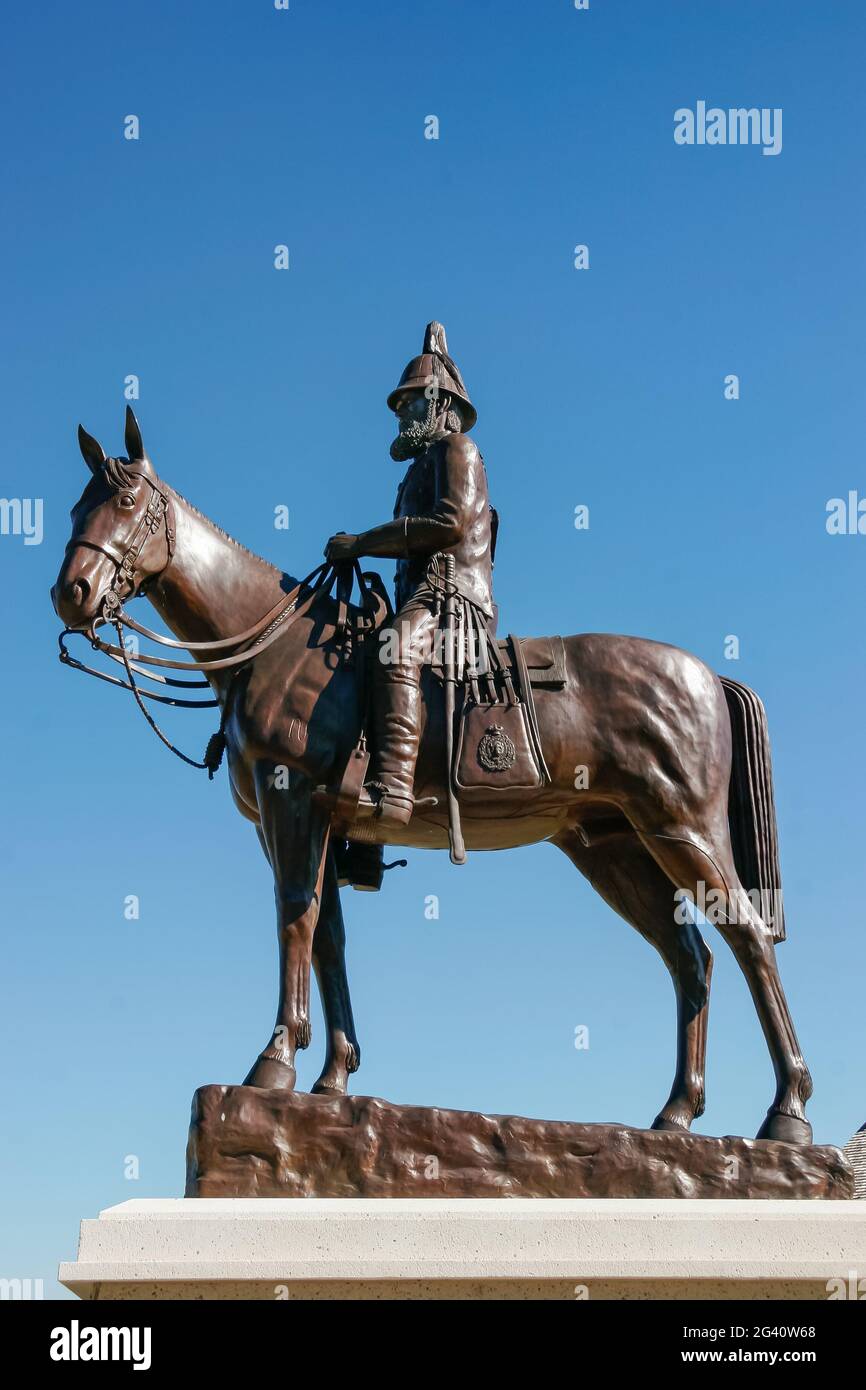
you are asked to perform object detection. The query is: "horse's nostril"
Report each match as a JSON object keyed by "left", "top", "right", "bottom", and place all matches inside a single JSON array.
[{"left": 70, "top": 577, "right": 90, "bottom": 605}]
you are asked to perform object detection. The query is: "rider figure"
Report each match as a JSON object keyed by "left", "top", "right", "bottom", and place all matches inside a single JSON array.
[{"left": 325, "top": 321, "right": 494, "bottom": 830}]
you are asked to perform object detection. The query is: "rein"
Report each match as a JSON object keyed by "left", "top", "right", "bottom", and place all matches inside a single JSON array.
[
  {"left": 59, "top": 562, "right": 339, "bottom": 775},
  {"left": 59, "top": 463, "right": 370, "bottom": 775}
]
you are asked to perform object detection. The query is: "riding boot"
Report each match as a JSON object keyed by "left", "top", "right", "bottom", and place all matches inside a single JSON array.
[{"left": 354, "top": 666, "right": 423, "bottom": 829}]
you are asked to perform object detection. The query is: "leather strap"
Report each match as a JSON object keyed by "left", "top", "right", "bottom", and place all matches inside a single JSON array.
[
  {"left": 90, "top": 564, "right": 336, "bottom": 673},
  {"left": 508, "top": 633, "right": 552, "bottom": 784},
  {"left": 114, "top": 574, "right": 327, "bottom": 651}
]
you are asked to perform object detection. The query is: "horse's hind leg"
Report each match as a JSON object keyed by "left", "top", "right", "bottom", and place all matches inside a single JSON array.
[
  {"left": 630, "top": 814, "right": 813, "bottom": 1144},
  {"left": 310, "top": 847, "right": 361, "bottom": 1095},
  {"left": 554, "top": 825, "right": 712, "bottom": 1133}
]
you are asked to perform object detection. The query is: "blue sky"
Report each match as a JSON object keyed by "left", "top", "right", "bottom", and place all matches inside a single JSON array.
[{"left": 2, "top": 1, "right": 864, "bottom": 1296}]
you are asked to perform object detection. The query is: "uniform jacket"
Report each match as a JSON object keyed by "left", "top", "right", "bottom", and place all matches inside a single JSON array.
[{"left": 362, "top": 433, "right": 494, "bottom": 614}]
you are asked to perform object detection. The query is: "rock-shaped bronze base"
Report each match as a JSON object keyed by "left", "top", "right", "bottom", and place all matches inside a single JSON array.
[{"left": 185, "top": 1087, "right": 854, "bottom": 1200}]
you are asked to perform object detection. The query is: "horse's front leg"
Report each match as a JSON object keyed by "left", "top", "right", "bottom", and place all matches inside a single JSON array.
[
  {"left": 243, "top": 762, "right": 329, "bottom": 1091},
  {"left": 310, "top": 846, "right": 361, "bottom": 1095}
]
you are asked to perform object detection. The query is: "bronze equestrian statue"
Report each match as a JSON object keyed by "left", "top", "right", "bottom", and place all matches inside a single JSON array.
[{"left": 51, "top": 323, "right": 814, "bottom": 1146}]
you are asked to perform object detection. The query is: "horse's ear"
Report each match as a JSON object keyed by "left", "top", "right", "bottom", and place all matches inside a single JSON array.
[
  {"left": 124, "top": 405, "right": 145, "bottom": 462},
  {"left": 78, "top": 424, "right": 106, "bottom": 475}
]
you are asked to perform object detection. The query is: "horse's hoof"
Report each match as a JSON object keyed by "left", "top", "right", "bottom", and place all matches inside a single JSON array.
[
  {"left": 311, "top": 1077, "right": 348, "bottom": 1096},
  {"left": 755, "top": 1110, "right": 813, "bottom": 1145},
  {"left": 242, "top": 1055, "right": 297, "bottom": 1090},
  {"left": 311, "top": 1041, "right": 359, "bottom": 1095},
  {"left": 651, "top": 1113, "right": 691, "bottom": 1134}
]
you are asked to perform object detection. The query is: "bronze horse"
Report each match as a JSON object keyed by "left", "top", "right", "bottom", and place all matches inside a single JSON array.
[{"left": 52, "top": 409, "right": 813, "bottom": 1144}]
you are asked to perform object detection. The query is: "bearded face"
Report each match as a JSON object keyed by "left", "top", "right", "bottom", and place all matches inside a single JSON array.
[
  {"left": 389, "top": 391, "right": 437, "bottom": 461},
  {"left": 389, "top": 389, "right": 461, "bottom": 462}
]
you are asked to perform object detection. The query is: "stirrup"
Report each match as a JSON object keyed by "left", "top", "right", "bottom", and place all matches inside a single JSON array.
[
  {"left": 311, "top": 781, "right": 437, "bottom": 820},
  {"left": 358, "top": 783, "right": 413, "bottom": 824},
  {"left": 355, "top": 780, "right": 391, "bottom": 815},
  {"left": 357, "top": 783, "right": 438, "bottom": 826}
]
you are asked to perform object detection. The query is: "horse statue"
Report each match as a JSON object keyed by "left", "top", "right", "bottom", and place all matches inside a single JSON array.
[{"left": 51, "top": 408, "right": 813, "bottom": 1144}]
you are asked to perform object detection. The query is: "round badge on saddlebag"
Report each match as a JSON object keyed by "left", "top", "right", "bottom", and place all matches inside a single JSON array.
[{"left": 477, "top": 724, "right": 517, "bottom": 772}]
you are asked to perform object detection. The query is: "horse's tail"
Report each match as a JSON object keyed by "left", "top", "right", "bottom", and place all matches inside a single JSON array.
[{"left": 720, "top": 676, "right": 786, "bottom": 944}]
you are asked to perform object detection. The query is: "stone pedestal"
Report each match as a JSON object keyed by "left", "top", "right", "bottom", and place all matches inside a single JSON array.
[
  {"left": 59, "top": 1197, "right": 866, "bottom": 1300},
  {"left": 186, "top": 1086, "right": 853, "bottom": 1200}
]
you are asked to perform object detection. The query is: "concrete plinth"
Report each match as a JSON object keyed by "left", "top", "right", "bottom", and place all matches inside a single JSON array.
[{"left": 59, "top": 1198, "right": 866, "bottom": 1300}]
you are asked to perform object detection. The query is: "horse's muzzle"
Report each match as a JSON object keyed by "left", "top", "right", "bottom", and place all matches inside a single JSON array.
[{"left": 51, "top": 576, "right": 93, "bottom": 628}]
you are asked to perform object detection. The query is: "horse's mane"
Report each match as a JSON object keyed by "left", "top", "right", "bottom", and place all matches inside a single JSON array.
[{"left": 166, "top": 484, "right": 284, "bottom": 576}]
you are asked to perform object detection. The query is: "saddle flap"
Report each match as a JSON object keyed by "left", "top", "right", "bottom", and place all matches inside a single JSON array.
[{"left": 498, "top": 636, "right": 567, "bottom": 687}]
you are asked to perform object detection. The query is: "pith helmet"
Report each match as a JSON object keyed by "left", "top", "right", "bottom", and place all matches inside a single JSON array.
[{"left": 387, "top": 321, "right": 477, "bottom": 430}]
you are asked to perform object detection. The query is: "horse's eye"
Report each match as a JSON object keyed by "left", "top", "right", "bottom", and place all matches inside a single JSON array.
[{"left": 118, "top": 494, "right": 136, "bottom": 509}]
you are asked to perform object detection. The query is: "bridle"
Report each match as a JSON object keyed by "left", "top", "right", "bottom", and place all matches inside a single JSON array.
[
  {"left": 63, "top": 465, "right": 176, "bottom": 624},
  {"left": 59, "top": 462, "right": 372, "bottom": 774}
]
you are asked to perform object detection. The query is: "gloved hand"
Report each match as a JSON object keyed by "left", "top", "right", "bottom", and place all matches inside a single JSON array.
[{"left": 324, "top": 533, "right": 362, "bottom": 562}]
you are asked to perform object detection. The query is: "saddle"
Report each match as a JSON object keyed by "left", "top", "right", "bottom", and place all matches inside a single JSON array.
[
  {"left": 328, "top": 571, "right": 566, "bottom": 882},
  {"left": 339, "top": 592, "right": 561, "bottom": 800}
]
